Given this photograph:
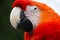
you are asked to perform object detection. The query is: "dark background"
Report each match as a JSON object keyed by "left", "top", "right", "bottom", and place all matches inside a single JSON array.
[{"left": 0, "top": 0, "right": 24, "bottom": 40}]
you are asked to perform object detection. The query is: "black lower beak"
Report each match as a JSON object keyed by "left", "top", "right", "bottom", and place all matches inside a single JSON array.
[{"left": 17, "top": 10, "right": 33, "bottom": 32}]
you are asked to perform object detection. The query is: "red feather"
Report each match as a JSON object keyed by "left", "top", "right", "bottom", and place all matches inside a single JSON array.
[
  {"left": 24, "top": 18, "right": 60, "bottom": 40},
  {"left": 12, "top": 0, "right": 31, "bottom": 10}
]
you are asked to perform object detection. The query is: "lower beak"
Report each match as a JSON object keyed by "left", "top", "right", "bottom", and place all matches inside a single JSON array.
[{"left": 17, "top": 10, "right": 33, "bottom": 32}]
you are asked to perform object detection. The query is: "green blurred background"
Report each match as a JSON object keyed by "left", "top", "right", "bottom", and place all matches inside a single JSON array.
[{"left": 0, "top": 0, "right": 24, "bottom": 40}]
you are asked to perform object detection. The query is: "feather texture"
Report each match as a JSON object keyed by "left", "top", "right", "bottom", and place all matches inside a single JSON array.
[
  {"left": 12, "top": 0, "right": 31, "bottom": 10},
  {"left": 12, "top": 0, "right": 60, "bottom": 40},
  {"left": 24, "top": 1, "right": 60, "bottom": 40},
  {"left": 24, "top": 17, "right": 60, "bottom": 40}
]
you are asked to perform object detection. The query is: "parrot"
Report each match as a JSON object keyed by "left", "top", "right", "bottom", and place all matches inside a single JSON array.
[{"left": 10, "top": 0, "right": 60, "bottom": 40}]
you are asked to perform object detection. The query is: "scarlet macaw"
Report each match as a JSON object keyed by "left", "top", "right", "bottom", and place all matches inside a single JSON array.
[{"left": 10, "top": 0, "right": 60, "bottom": 40}]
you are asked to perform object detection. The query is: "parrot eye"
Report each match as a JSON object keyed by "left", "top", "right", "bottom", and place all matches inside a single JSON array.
[
  {"left": 32, "top": 7, "right": 38, "bottom": 12},
  {"left": 25, "top": 5, "right": 40, "bottom": 14},
  {"left": 31, "top": 6, "right": 39, "bottom": 13},
  {"left": 34, "top": 7, "right": 37, "bottom": 10}
]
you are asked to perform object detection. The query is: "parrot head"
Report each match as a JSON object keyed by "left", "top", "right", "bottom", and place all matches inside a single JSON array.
[{"left": 10, "top": 0, "right": 58, "bottom": 32}]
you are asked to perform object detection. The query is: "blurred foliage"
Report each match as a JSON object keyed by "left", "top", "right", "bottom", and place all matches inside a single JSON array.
[{"left": 0, "top": 0, "right": 24, "bottom": 40}]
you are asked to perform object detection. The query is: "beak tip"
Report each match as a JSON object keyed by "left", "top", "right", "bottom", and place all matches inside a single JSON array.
[{"left": 12, "top": 27, "right": 18, "bottom": 32}]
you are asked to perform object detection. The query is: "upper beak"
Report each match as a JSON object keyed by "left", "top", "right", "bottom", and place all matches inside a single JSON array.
[{"left": 10, "top": 7, "right": 33, "bottom": 32}]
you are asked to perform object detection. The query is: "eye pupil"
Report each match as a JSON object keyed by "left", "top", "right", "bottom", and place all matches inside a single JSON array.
[{"left": 34, "top": 8, "right": 37, "bottom": 10}]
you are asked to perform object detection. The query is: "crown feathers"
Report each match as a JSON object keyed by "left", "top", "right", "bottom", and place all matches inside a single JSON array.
[{"left": 12, "top": 0, "right": 31, "bottom": 10}]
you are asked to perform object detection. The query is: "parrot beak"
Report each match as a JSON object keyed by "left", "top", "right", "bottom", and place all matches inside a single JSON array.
[
  {"left": 10, "top": 7, "right": 33, "bottom": 32},
  {"left": 17, "top": 10, "right": 33, "bottom": 32}
]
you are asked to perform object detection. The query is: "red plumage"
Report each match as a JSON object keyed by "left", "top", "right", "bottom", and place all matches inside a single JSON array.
[
  {"left": 24, "top": 18, "right": 60, "bottom": 40},
  {"left": 12, "top": 0, "right": 30, "bottom": 10},
  {"left": 12, "top": 0, "right": 60, "bottom": 40}
]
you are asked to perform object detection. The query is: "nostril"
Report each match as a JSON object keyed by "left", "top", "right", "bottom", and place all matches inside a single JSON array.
[{"left": 20, "top": 10, "right": 26, "bottom": 19}]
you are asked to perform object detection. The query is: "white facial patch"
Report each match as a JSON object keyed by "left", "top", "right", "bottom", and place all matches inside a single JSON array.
[
  {"left": 25, "top": 5, "right": 41, "bottom": 29},
  {"left": 10, "top": 7, "right": 21, "bottom": 29},
  {"left": 33, "top": 0, "right": 60, "bottom": 16}
]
